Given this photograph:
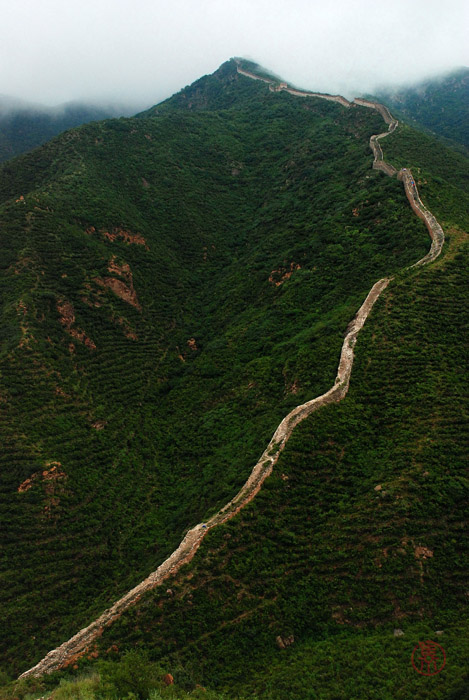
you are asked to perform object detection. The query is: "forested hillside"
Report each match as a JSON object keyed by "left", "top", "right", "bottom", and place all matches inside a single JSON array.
[
  {"left": 375, "top": 67, "right": 469, "bottom": 152},
  {"left": 0, "top": 99, "right": 130, "bottom": 163},
  {"left": 71, "top": 228, "right": 468, "bottom": 700},
  {"left": 0, "top": 59, "right": 468, "bottom": 700}
]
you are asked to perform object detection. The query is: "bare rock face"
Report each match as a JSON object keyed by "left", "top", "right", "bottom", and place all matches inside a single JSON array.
[
  {"left": 96, "top": 277, "right": 141, "bottom": 310},
  {"left": 414, "top": 546, "right": 433, "bottom": 560}
]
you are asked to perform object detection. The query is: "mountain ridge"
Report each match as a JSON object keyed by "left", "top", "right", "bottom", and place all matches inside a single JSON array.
[
  {"left": 374, "top": 66, "right": 469, "bottom": 152},
  {"left": 13, "top": 62, "right": 445, "bottom": 681},
  {"left": 0, "top": 98, "right": 140, "bottom": 164},
  {"left": 0, "top": 60, "right": 467, "bottom": 700}
]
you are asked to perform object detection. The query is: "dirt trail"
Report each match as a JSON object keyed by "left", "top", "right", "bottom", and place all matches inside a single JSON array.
[{"left": 19, "top": 66, "right": 445, "bottom": 680}]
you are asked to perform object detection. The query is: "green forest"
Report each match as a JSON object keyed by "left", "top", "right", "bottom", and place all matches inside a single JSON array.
[
  {"left": 0, "top": 59, "right": 467, "bottom": 700},
  {"left": 0, "top": 101, "right": 129, "bottom": 164},
  {"left": 376, "top": 67, "right": 469, "bottom": 152}
]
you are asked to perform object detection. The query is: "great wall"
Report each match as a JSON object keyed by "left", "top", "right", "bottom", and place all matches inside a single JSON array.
[{"left": 18, "top": 62, "right": 445, "bottom": 680}]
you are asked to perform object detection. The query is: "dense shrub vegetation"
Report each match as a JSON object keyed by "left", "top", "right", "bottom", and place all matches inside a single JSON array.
[
  {"left": 68, "top": 226, "right": 467, "bottom": 700},
  {"left": 0, "top": 101, "right": 129, "bottom": 163},
  {"left": 379, "top": 122, "right": 469, "bottom": 233},
  {"left": 0, "top": 59, "right": 467, "bottom": 699},
  {"left": 376, "top": 66, "right": 469, "bottom": 152}
]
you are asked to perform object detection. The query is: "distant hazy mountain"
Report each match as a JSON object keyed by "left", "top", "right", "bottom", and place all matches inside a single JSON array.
[
  {"left": 375, "top": 67, "right": 469, "bottom": 151},
  {"left": 0, "top": 98, "right": 138, "bottom": 162}
]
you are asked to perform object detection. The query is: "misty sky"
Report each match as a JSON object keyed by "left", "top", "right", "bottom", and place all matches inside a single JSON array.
[{"left": 1, "top": 0, "right": 468, "bottom": 109}]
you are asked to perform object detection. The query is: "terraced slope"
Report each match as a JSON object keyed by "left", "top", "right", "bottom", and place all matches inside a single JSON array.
[
  {"left": 38, "top": 108, "right": 467, "bottom": 700},
  {"left": 14, "top": 62, "right": 449, "bottom": 683},
  {"left": 1, "top": 61, "right": 465, "bottom": 696}
]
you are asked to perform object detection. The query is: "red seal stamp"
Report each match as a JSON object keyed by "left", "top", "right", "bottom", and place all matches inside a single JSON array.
[{"left": 411, "top": 640, "right": 446, "bottom": 676}]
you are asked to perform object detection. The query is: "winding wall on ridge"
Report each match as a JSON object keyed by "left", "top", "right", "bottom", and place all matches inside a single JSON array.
[{"left": 18, "top": 65, "right": 445, "bottom": 680}]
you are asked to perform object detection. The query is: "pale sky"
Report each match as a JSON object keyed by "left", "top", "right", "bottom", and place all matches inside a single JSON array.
[{"left": 1, "top": 0, "right": 468, "bottom": 109}]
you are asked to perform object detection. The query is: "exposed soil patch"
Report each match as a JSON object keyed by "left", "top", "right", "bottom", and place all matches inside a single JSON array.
[
  {"left": 107, "top": 257, "right": 131, "bottom": 278},
  {"left": 18, "top": 462, "right": 66, "bottom": 494},
  {"left": 57, "top": 299, "right": 96, "bottom": 349},
  {"left": 414, "top": 546, "right": 433, "bottom": 560},
  {"left": 16, "top": 299, "right": 34, "bottom": 348},
  {"left": 94, "top": 277, "right": 141, "bottom": 310},
  {"left": 91, "top": 420, "right": 107, "bottom": 430},
  {"left": 93, "top": 256, "right": 141, "bottom": 310},
  {"left": 85, "top": 226, "right": 149, "bottom": 250},
  {"left": 269, "top": 262, "right": 301, "bottom": 286}
]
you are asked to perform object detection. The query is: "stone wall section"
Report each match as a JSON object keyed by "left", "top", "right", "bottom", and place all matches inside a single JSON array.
[{"left": 399, "top": 169, "right": 445, "bottom": 265}]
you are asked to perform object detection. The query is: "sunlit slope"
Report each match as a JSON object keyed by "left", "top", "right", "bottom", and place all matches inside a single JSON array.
[{"left": 0, "top": 61, "right": 429, "bottom": 674}]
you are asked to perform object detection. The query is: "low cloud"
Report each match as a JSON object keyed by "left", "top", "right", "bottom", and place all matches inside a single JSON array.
[{"left": 1, "top": 0, "right": 467, "bottom": 109}]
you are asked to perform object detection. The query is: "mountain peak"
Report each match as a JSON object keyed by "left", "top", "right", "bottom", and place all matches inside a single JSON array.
[{"left": 138, "top": 57, "right": 287, "bottom": 117}]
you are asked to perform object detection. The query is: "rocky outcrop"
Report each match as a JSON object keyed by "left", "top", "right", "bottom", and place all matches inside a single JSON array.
[
  {"left": 17, "top": 462, "right": 66, "bottom": 493},
  {"left": 276, "top": 634, "right": 295, "bottom": 649}
]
